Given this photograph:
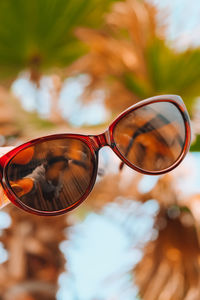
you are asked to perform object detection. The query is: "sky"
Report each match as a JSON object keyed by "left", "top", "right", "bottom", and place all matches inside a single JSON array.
[
  {"left": 152, "top": 0, "right": 200, "bottom": 48},
  {"left": 57, "top": 197, "right": 159, "bottom": 300}
]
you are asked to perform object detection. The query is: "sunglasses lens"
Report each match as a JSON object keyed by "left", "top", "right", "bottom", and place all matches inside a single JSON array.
[
  {"left": 113, "top": 101, "right": 186, "bottom": 172},
  {"left": 7, "top": 138, "right": 95, "bottom": 212}
]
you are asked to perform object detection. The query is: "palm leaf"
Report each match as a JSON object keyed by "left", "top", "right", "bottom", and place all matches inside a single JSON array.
[
  {"left": 0, "top": 0, "right": 119, "bottom": 80},
  {"left": 72, "top": 0, "right": 200, "bottom": 116},
  {"left": 146, "top": 40, "right": 200, "bottom": 111}
]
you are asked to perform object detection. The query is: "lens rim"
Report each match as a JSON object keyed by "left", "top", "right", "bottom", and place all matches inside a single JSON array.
[
  {"left": 1, "top": 134, "right": 98, "bottom": 216},
  {"left": 109, "top": 95, "right": 191, "bottom": 175}
]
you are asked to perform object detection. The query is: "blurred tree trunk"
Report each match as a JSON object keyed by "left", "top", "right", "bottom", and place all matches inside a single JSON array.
[
  {"left": 49, "top": 75, "right": 65, "bottom": 125},
  {"left": 0, "top": 206, "right": 67, "bottom": 300}
]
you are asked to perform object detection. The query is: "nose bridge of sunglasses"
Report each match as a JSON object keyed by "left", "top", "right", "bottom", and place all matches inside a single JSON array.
[{"left": 89, "top": 131, "right": 111, "bottom": 151}]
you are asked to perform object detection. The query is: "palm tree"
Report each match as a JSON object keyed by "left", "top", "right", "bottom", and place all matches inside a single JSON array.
[
  {"left": 0, "top": 0, "right": 118, "bottom": 123},
  {"left": 0, "top": 0, "right": 121, "bottom": 298},
  {"left": 68, "top": 0, "right": 200, "bottom": 298},
  {"left": 0, "top": 206, "right": 68, "bottom": 300},
  {"left": 70, "top": 0, "right": 200, "bottom": 115},
  {"left": 0, "top": 0, "right": 117, "bottom": 81},
  {"left": 135, "top": 172, "right": 200, "bottom": 300}
]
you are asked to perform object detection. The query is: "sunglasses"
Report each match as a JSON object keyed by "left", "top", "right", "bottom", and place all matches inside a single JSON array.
[{"left": 0, "top": 95, "right": 191, "bottom": 216}]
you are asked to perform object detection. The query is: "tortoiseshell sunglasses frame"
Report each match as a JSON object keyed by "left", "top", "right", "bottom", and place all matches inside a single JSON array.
[{"left": 0, "top": 95, "right": 191, "bottom": 216}]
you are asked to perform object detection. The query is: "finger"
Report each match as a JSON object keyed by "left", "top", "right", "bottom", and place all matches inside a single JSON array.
[{"left": 0, "top": 147, "right": 14, "bottom": 208}]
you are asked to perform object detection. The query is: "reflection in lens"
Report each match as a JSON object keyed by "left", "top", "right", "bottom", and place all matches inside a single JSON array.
[
  {"left": 7, "top": 138, "right": 94, "bottom": 212},
  {"left": 113, "top": 102, "right": 186, "bottom": 172}
]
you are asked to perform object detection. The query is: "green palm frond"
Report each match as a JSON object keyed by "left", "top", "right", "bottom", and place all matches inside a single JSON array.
[
  {"left": 0, "top": 0, "right": 118, "bottom": 79},
  {"left": 147, "top": 40, "right": 200, "bottom": 111},
  {"left": 122, "top": 39, "right": 200, "bottom": 113}
]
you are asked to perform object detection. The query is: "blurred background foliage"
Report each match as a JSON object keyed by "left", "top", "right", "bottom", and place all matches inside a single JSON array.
[
  {"left": 0, "top": 0, "right": 118, "bottom": 82},
  {"left": 70, "top": 0, "right": 200, "bottom": 116},
  {"left": 0, "top": 0, "right": 200, "bottom": 299}
]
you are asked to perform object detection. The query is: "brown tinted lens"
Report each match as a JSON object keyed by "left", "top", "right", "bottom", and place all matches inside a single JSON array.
[
  {"left": 7, "top": 138, "right": 95, "bottom": 212},
  {"left": 113, "top": 101, "right": 186, "bottom": 172}
]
